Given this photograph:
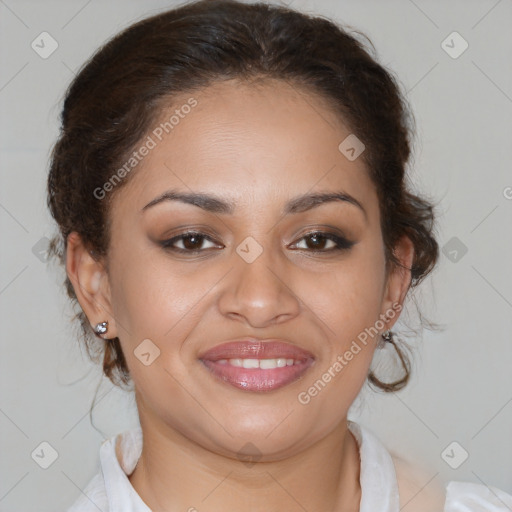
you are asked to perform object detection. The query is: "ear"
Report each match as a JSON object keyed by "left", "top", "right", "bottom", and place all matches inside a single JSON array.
[
  {"left": 65, "top": 232, "right": 118, "bottom": 339},
  {"left": 380, "top": 235, "right": 415, "bottom": 330}
]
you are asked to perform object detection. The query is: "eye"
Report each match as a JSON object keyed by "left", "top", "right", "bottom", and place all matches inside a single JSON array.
[
  {"left": 159, "top": 229, "right": 355, "bottom": 255},
  {"left": 291, "top": 231, "right": 355, "bottom": 252},
  {"left": 160, "top": 231, "right": 222, "bottom": 253}
]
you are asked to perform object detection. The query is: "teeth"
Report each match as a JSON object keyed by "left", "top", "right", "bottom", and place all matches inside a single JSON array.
[
  {"left": 218, "top": 358, "right": 301, "bottom": 369},
  {"left": 242, "top": 359, "right": 259, "bottom": 369},
  {"left": 260, "top": 359, "right": 279, "bottom": 369}
]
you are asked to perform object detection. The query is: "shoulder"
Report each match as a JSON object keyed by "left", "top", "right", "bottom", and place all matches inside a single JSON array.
[
  {"left": 391, "top": 455, "right": 446, "bottom": 512},
  {"left": 391, "top": 455, "right": 512, "bottom": 512},
  {"left": 66, "top": 471, "right": 108, "bottom": 512},
  {"left": 444, "top": 480, "right": 512, "bottom": 511}
]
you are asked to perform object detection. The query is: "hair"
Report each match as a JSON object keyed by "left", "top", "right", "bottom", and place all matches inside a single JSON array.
[{"left": 47, "top": 0, "right": 439, "bottom": 395}]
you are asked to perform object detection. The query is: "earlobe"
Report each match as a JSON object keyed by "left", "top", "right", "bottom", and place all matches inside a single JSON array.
[
  {"left": 65, "top": 232, "right": 117, "bottom": 338},
  {"left": 381, "top": 235, "right": 415, "bottom": 328}
]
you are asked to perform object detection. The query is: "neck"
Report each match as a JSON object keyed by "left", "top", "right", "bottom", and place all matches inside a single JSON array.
[{"left": 128, "top": 412, "right": 361, "bottom": 512}]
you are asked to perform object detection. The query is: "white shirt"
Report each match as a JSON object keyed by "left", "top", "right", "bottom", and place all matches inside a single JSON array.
[{"left": 66, "top": 421, "right": 512, "bottom": 511}]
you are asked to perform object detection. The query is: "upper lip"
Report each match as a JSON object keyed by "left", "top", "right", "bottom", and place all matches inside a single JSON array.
[{"left": 199, "top": 338, "right": 315, "bottom": 362}]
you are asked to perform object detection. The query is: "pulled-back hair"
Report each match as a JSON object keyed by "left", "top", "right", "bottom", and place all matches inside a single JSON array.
[{"left": 47, "top": 0, "right": 439, "bottom": 393}]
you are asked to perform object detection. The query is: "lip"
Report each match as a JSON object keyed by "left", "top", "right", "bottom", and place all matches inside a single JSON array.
[
  {"left": 199, "top": 339, "right": 315, "bottom": 392},
  {"left": 199, "top": 339, "right": 315, "bottom": 361}
]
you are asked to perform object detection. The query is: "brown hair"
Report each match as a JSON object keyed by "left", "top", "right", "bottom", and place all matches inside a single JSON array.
[{"left": 47, "top": 0, "right": 439, "bottom": 394}]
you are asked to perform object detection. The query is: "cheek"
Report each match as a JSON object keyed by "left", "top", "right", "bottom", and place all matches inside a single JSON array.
[
  {"left": 107, "top": 251, "right": 199, "bottom": 390},
  {"left": 108, "top": 242, "right": 225, "bottom": 358},
  {"left": 106, "top": 241, "right": 173, "bottom": 341},
  {"left": 304, "top": 238, "right": 387, "bottom": 338},
  {"left": 109, "top": 260, "right": 188, "bottom": 337},
  {"left": 297, "top": 236, "right": 386, "bottom": 391}
]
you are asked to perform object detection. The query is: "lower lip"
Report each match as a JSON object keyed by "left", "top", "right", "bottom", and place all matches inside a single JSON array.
[{"left": 200, "top": 359, "right": 314, "bottom": 392}]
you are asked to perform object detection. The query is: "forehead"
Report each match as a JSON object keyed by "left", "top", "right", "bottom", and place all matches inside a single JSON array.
[{"left": 111, "top": 78, "right": 378, "bottom": 219}]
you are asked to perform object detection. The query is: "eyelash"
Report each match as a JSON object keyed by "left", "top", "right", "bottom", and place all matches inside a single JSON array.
[{"left": 159, "top": 230, "right": 355, "bottom": 254}]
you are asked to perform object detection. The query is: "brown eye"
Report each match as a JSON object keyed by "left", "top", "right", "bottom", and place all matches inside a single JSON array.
[
  {"left": 160, "top": 232, "right": 220, "bottom": 253},
  {"left": 291, "top": 231, "right": 355, "bottom": 252}
]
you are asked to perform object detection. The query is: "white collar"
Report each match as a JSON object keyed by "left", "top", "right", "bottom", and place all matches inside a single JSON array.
[
  {"left": 99, "top": 420, "right": 400, "bottom": 512},
  {"left": 348, "top": 420, "right": 400, "bottom": 512}
]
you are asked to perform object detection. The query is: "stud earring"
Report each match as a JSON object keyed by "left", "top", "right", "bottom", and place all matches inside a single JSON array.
[
  {"left": 94, "top": 321, "right": 109, "bottom": 337},
  {"left": 377, "top": 329, "right": 394, "bottom": 349},
  {"left": 382, "top": 330, "right": 393, "bottom": 342}
]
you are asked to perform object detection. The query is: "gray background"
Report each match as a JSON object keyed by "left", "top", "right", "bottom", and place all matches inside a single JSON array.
[{"left": 1, "top": 0, "right": 511, "bottom": 510}]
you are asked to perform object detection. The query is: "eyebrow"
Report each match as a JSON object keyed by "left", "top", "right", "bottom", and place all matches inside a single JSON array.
[{"left": 141, "top": 189, "right": 367, "bottom": 220}]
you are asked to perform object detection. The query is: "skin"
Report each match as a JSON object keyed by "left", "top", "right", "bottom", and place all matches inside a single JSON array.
[{"left": 66, "top": 78, "right": 426, "bottom": 511}]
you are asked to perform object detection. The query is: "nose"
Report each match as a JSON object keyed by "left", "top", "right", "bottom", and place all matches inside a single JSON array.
[{"left": 217, "top": 242, "right": 301, "bottom": 328}]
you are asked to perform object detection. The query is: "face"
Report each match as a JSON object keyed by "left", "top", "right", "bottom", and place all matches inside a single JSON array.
[{"left": 68, "top": 78, "right": 412, "bottom": 461}]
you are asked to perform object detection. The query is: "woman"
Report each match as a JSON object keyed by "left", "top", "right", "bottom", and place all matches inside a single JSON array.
[{"left": 47, "top": 0, "right": 512, "bottom": 510}]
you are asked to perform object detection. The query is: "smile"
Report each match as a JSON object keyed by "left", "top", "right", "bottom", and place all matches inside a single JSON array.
[{"left": 199, "top": 339, "right": 315, "bottom": 392}]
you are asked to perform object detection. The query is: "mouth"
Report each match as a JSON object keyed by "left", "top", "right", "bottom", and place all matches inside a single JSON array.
[{"left": 198, "top": 339, "right": 315, "bottom": 392}]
